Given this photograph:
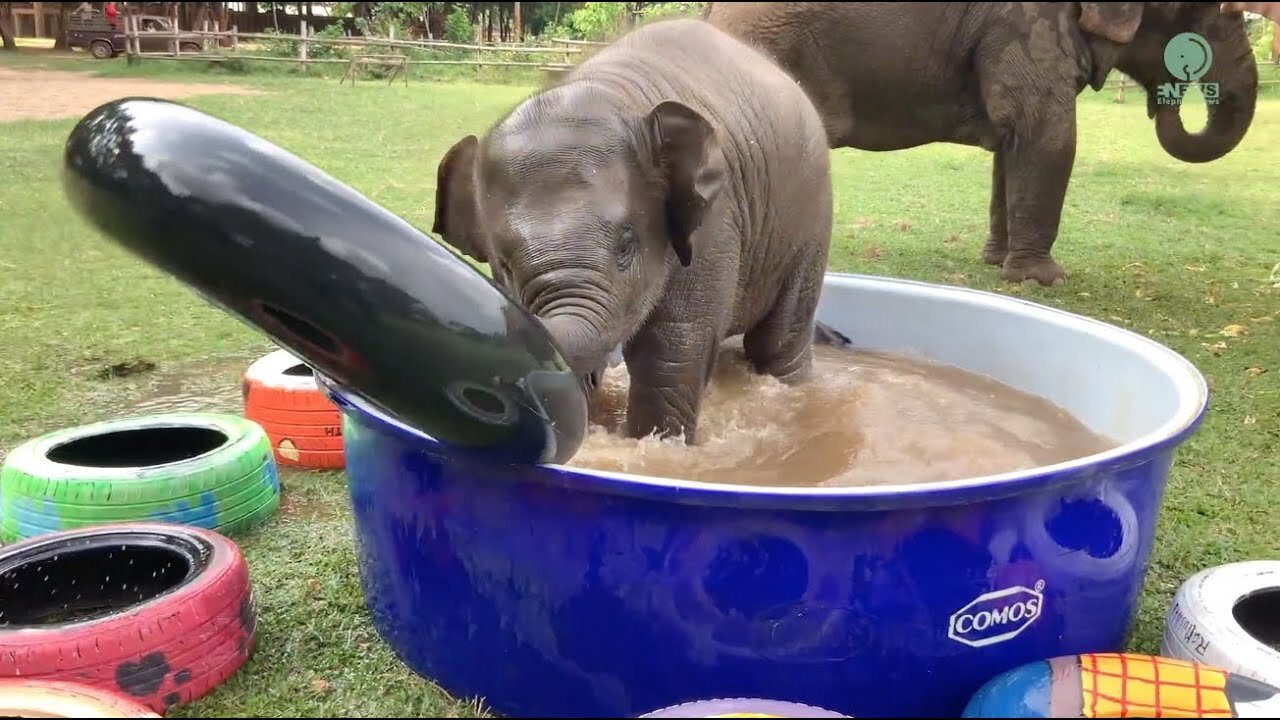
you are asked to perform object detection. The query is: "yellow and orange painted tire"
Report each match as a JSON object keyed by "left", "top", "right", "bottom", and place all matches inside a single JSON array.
[
  {"left": 242, "top": 349, "right": 344, "bottom": 470},
  {"left": 0, "top": 679, "right": 161, "bottom": 717}
]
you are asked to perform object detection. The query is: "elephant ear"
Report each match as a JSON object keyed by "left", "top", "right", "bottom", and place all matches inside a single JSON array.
[
  {"left": 432, "top": 134, "right": 487, "bottom": 264},
  {"left": 1079, "top": 2, "right": 1145, "bottom": 44},
  {"left": 646, "top": 100, "right": 727, "bottom": 268}
]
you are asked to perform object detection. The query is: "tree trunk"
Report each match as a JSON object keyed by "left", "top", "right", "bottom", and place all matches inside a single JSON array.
[
  {"left": 52, "top": 1, "right": 73, "bottom": 49},
  {"left": 0, "top": 2, "right": 17, "bottom": 50},
  {"left": 513, "top": 1, "right": 520, "bottom": 41}
]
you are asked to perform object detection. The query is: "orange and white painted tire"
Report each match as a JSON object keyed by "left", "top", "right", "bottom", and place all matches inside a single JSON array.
[
  {"left": 0, "top": 679, "right": 161, "bottom": 717},
  {"left": 242, "top": 349, "right": 344, "bottom": 470}
]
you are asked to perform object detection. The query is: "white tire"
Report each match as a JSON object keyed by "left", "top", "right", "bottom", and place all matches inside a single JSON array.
[
  {"left": 1161, "top": 560, "right": 1280, "bottom": 688},
  {"left": 639, "top": 698, "right": 850, "bottom": 717}
]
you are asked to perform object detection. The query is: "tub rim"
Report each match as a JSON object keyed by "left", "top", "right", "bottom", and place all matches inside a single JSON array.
[{"left": 322, "top": 272, "right": 1210, "bottom": 509}]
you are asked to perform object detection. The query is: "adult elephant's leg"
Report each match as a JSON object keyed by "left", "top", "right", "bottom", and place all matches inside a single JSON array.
[
  {"left": 1000, "top": 107, "right": 1076, "bottom": 286},
  {"left": 982, "top": 150, "right": 1009, "bottom": 266}
]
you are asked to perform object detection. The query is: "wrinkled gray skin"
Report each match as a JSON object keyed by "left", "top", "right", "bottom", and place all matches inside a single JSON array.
[
  {"left": 705, "top": 2, "right": 1261, "bottom": 286},
  {"left": 433, "top": 18, "right": 834, "bottom": 444}
]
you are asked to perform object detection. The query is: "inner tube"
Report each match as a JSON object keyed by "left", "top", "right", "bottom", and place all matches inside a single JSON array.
[
  {"left": 60, "top": 97, "right": 589, "bottom": 467},
  {"left": 0, "top": 679, "right": 160, "bottom": 717}
]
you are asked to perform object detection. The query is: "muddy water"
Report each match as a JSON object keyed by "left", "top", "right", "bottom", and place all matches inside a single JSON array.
[
  {"left": 111, "top": 352, "right": 260, "bottom": 418},
  {"left": 567, "top": 342, "right": 1118, "bottom": 488}
]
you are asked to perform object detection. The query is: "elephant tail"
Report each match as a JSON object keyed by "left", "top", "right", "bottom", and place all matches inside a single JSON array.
[{"left": 813, "top": 321, "right": 852, "bottom": 348}]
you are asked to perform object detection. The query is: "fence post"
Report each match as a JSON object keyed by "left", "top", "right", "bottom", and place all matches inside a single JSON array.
[
  {"left": 125, "top": 14, "right": 140, "bottom": 65},
  {"left": 231, "top": 24, "right": 238, "bottom": 52},
  {"left": 299, "top": 19, "right": 309, "bottom": 71}
]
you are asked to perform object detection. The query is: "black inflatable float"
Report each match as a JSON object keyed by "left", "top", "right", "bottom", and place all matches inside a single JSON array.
[{"left": 60, "top": 97, "right": 589, "bottom": 466}]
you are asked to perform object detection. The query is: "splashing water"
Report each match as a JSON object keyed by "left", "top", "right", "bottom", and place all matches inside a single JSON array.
[{"left": 566, "top": 342, "right": 1116, "bottom": 488}]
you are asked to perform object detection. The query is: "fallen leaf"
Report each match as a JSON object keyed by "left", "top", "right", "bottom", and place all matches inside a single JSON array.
[
  {"left": 1188, "top": 329, "right": 1200, "bottom": 337},
  {"left": 1243, "top": 415, "right": 1257, "bottom": 425},
  {"left": 1185, "top": 265, "right": 1206, "bottom": 272},
  {"left": 854, "top": 217, "right": 873, "bottom": 229},
  {"left": 307, "top": 578, "right": 322, "bottom": 593},
  {"left": 1108, "top": 315, "right": 1127, "bottom": 324},
  {"left": 1200, "top": 342, "right": 1228, "bottom": 356},
  {"left": 944, "top": 233, "right": 960, "bottom": 245},
  {"left": 1251, "top": 316, "right": 1272, "bottom": 323},
  {"left": 862, "top": 244, "right": 882, "bottom": 261},
  {"left": 311, "top": 679, "right": 331, "bottom": 692},
  {"left": 1207, "top": 285, "right": 1222, "bottom": 304},
  {"left": 894, "top": 219, "right": 914, "bottom": 231},
  {"left": 1221, "top": 324, "right": 1248, "bottom": 337},
  {"left": 1246, "top": 367, "right": 1265, "bottom": 377},
  {"left": 1135, "top": 288, "right": 1145, "bottom": 298},
  {"left": 358, "top": 642, "right": 371, "bottom": 652},
  {"left": 1077, "top": 292, "right": 1092, "bottom": 298}
]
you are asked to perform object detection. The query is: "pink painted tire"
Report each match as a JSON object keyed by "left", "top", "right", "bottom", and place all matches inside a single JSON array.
[{"left": 639, "top": 698, "right": 852, "bottom": 717}]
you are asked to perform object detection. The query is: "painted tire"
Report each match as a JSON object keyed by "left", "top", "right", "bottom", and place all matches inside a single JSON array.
[
  {"left": 1162, "top": 560, "right": 1280, "bottom": 688},
  {"left": 0, "top": 413, "right": 280, "bottom": 543},
  {"left": 0, "top": 523, "right": 257, "bottom": 714},
  {"left": 242, "top": 348, "right": 344, "bottom": 470},
  {"left": 0, "top": 679, "right": 161, "bottom": 717},
  {"left": 639, "top": 698, "right": 851, "bottom": 717}
]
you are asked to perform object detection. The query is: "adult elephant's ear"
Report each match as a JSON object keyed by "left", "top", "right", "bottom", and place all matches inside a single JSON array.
[
  {"left": 432, "top": 135, "right": 487, "bottom": 264},
  {"left": 1079, "top": 2, "right": 1144, "bottom": 44},
  {"left": 647, "top": 100, "right": 727, "bottom": 267}
]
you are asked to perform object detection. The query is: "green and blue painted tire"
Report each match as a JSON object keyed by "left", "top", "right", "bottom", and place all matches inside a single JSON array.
[{"left": 0, "top": 413, "right": 280, "bottom": 544}]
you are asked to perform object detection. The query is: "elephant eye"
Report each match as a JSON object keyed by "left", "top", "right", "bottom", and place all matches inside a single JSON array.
[{"left": 616, "top": 226, "right": 639, "bottom": 270}]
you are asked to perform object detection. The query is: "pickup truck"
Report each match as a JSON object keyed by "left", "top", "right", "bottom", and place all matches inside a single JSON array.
[{"left": 65, "top": 12, "right": 205, "bottom": 60}]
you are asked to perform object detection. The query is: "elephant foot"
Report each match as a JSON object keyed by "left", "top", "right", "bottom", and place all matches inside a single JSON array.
[
  {"left": 981, "top": 239, "right": 1008, "bottom": 266},
  {"left": 1001, "top": 255, "right": 1066, "bottom": 287}
]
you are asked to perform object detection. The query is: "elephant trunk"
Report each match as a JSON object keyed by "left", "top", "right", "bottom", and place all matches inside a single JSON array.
[
  {"left": 540, "top": 311, "right": 617, "bottom": 392},
  {"left": 1153, "top": 38, "right": 1258, "bottom": 164}
]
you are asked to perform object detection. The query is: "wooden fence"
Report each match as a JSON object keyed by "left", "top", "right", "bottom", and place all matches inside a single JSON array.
[
  {"left": 119, "top": 16, "right": 608, "bottom": 78},
  {"left": 116, "top": 17, "right": 1278, "bottom": 91}
]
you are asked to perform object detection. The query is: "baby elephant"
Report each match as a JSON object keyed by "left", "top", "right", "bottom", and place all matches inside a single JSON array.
[{"left": 432, "top": 17, "right": 834, "bottom": 444}]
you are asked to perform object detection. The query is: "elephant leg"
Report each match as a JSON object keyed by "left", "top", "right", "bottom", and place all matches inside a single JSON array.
[
  {"left": 998, "top": 109, "right": 1076, "bottom": 287},
  {"left": 743, "top": 262, "right": 821, "bottom": 385},
  {"left": 623, "top": 311, "right": 722, "bottom": 445},
  {"left": 982, "top": 150, "right": 1009, "bottom": 266}
]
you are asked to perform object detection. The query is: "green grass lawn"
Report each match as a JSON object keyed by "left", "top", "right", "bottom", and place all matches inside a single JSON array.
[{"left": 0, "top": 54, "right": 1277, "bottom": 717}]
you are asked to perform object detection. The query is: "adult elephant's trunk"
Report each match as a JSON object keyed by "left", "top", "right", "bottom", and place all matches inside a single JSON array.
[{"left": 1153, "top": 36, "right": 1258, "bottom": 164}]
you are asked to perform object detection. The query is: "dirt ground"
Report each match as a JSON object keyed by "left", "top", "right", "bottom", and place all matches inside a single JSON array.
[{"left": 0, "top": 67, "right": 264, "bottom": 123}]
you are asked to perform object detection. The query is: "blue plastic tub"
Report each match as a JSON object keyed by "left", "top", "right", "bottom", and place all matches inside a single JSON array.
[{"left": 323, "top": 272, "right": 1209, "bottom": 719}]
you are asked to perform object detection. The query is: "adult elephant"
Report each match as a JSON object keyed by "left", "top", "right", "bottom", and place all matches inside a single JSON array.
[{"left": 703, "top": 2, "right": 1264, "bottom": 286}]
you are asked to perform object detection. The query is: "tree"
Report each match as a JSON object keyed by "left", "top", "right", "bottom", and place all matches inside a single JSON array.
[
  {"left": 52, "top": 1, "right": 73, "bottom": 50},
  {"left": 0, "top": 2, "right": 16, "bottom": 51},
  {"left": 442, "top": 5, "right": 472, "bottom": 43}
]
